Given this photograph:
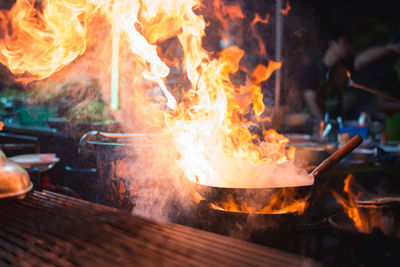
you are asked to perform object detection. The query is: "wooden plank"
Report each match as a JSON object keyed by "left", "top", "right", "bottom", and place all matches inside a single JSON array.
[
  {"left": 0, "top": 192, "right": 320, "bottom": 266},
  {"left": 27, "top": 193, "right": 303, "bottom": 266},
  {"left": 34, "top": 191, "right": 320, "bottom": 266},
  {"left": 36, "top": 192, "right": 308, "bottom": 265}
]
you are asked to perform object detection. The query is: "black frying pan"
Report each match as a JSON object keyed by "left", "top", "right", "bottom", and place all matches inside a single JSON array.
[
  {"left": 328, "top": 210, "right": 400, "bottom": 267},
  {"left": 330, "top": 198, "right": 400, "bottom": 239},
  {"left": 194, "top": 135, "right": 363, "bottom": 213}
]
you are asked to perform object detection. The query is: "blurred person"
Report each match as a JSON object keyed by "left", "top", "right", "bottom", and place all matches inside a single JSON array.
[
  {"left": 345, "top": 39, "right": 400, "bottom": 117},
  {"left": 351, "top": 35, "right": 400, "bottom": 141},
  {"left": 298, "top": 28, "right": 351, "bottom": 121},
  {"left": 299, "top": 28, "right": 400, "bottom": 123}
]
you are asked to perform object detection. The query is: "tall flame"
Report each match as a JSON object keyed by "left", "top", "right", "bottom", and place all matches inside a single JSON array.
[
  {"left": 0, "top": 0, "right": 311, "bottom": 192},
  {"left": 332, "top": 174, "right": 369, "bottom": 233}
]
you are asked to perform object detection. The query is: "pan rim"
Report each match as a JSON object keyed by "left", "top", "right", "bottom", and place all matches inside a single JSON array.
[{"left": 0, "top": 182, "right": 33, "bottom": 199}]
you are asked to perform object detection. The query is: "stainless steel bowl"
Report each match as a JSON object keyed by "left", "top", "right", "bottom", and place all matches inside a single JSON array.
[
  {"left": 0, "top": 161, "right": 32, "bottom": 199},
  {"left": 354, "top": 198, "right": 400, "bottom": 238},
  {"left": 291, "top": 143, "right": 331, "bottom": 166}
]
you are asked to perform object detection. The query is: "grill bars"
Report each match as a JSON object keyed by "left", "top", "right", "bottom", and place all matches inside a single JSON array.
[{"left": 0, "top": 191, "right": 319, "bottom": 266}]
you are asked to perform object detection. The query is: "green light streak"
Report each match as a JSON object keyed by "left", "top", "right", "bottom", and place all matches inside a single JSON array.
[{"left": 110, "top": 23, "right": 120, "bottom": 111}]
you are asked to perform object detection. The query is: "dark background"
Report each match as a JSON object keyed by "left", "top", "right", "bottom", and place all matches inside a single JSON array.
[
  {"left": 304, "top": 0, "right": 399, "bottom": 30},
  {"left": 299, "top": 0, "right": 399, "bottom": 49},
  {"left": 273, "top": 0, "right": 399, "bottom": 112}
]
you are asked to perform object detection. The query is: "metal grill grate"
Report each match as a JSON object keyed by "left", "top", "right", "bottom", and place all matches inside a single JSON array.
[{"left": 0, "top": 191, "right": 320, "bottom": 266}]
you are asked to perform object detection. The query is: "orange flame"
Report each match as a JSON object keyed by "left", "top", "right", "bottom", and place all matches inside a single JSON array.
[
  {"left": 0, "top": 0, "right": 311, "bottom": 195},
  {"left": 212, "top": 0, "right": 245, "bottom": 42},
  {"left": 280, "top": 1, "right": 291, "bottom": 16},
  {"left": 249, "top": 13, "right": 269, "bottom": 57},
  {"left": 250, "top": 13, "right": 270, "bottom": 26},
  {"left": 0, "top": 0, "right": 91, "bottom": 83},
  {"left": 332, "top": 174, "right": 369, "bottom": 233},
  {"left": 210, "top": 189, "right": 310, "bottom": 215},
  {"left": 346, "top": 70, "right": 351, "bottom": 79}
]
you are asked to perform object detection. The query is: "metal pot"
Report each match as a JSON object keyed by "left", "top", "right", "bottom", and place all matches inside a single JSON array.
[
  {"left": 293, "top": 144, "right": 328, "bottom": 166},
  {"left": 0, "top": 160, "right": 32, "bottom": 199},
  {"left": 195, "top": 135, "right": 363, "bottom": 214},
  {"left": 345, "top": 148, "right": 375, "bottom": 162},
  {"left": 300, "top": 197, "right": 400, "bottom": 239},
  {"left": 329, "top": 210, "right": 400, "bottom": 239},
  {"left": 328, "top": 211, "right": 400, "bottom": 267},
  {"left": 78, "top": 131, "right": 170, "bottom": 209},
  {"left": 353, "top": 198, "right": 400, "bottom": 238},
  {"left": 327, "top": 207, "right": 400, "bottom": 265}
]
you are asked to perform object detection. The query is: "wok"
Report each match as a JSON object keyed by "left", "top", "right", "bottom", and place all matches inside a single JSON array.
[
  {"left": 329, "top": 210, "right": 400, "bottom": 239},
  {"left": 330, "top": 197, "right": 400, "bottom": 239},
  {"left": 328, "top": 211, "right": 400, "bottom": 267},
  {"left": 293, "top": 206, "right": 400, "bottom": 267},
  {"left": 194, "top": 135, "right": 363, "bottom": 214}
]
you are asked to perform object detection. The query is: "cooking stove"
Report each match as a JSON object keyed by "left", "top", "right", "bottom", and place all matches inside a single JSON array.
[
  {"left": 80, "top": 131, "right": 400, "bottom": 266},
  {"left": 167, "top": 169, "right": 400, "bottom": 267},
  {"left": 171, "top": 198, "right": 400, "bottom": 267}
]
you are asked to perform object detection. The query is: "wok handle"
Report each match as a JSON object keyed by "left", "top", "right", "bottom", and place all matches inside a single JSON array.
[
  {"left": 78, "top": 131, "right": 99, "bottom": 155},
  {"left": 311, "top": 135, "right": 363, "bottom": 178}
]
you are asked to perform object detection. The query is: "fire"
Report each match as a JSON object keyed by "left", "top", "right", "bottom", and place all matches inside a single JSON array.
[
  {"left": 212, "top": 0, "right": 245, "bottom": 48},
  {"left": 248, "top": 12, "right": 269, "bottom": 57},
  {"left": 210, "top": 189, "right": 310, "bottom": 215},
  {"left": 332, "top": 174, "right": 369, "bottom": 233},
  {"left": 0, "top": 0, "right": 91, "bottom": 83},
  {"left": 346, "top": 70, "right": 351, "bottom": 79},
  {"left": 280, "top": 1, "right": 291, "bottom": 16},
  {"left": 0, "top": 0, "right": 311, "bottom": 199}
]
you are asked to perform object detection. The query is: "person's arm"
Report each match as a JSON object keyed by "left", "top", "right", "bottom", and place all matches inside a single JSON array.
[
  {"left": 303, "top": 89, "right": 323, "bottom": 120},
  {"left": 354, "top": 42, "right": 400, "bottom": 71}
]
